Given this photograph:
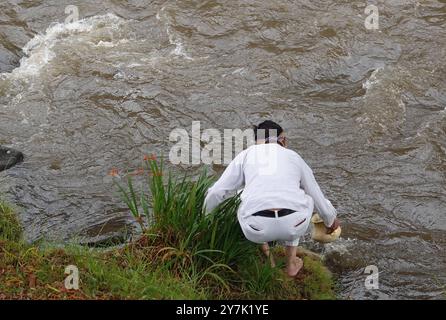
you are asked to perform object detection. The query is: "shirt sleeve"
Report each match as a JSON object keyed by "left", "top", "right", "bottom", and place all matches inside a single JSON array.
[
  {"left": 299, "top": 158, "right": 337, "bottom": 227},
  {"left": 204, "top": 151, "right": 246, "bottom": 214}
]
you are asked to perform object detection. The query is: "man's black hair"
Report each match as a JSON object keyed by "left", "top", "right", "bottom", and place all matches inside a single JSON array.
[{"left": 253, "top": 120, "right": 283, "bottom": 141}]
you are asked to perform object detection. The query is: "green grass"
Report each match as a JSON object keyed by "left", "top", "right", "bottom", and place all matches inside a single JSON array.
[
  {"left": 0, "top": 200, "right": 22, "bottom": 242},
  {"left": 115, "top": 158, "right": 336, "bottom": 299},
  {"left": 0, "top": 158, "right": 336, "bottom": 299}
]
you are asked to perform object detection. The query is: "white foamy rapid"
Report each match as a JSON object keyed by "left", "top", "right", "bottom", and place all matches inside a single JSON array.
[
  {"left": 0, "top": 14, "right": 125, "bottom": 81},
  {"left": 322, "top": 238, "right": 356, "bottom": 256},
  {"left": 156, "top": 6, "right": 193, "bottom": 60},
  {"left": 362, "top": 67, "right": 383, "bottom": 91}
]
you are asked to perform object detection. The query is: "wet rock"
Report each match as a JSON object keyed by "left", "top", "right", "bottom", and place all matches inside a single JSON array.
[{"left": 0, "top": 146, "right": 24, "bottom": 172}]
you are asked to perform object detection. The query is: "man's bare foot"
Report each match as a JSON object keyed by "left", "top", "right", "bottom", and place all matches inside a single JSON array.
[
  {"left": 261, "top": 243, "right": 276, "bottom": 268},
  {"left": 268, "top": 253, "right": 276, "bottom": 268},
  {"left": 286, "top": 257, "right": 303, "bottom": 277}
]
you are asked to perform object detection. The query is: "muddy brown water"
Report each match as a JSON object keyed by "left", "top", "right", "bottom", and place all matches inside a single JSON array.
[{"left": 0, "top": 0, "right": 445, "bottom": 299}]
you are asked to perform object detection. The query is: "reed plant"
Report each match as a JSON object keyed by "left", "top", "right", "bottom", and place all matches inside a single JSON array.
[{"left": 115, "top": 158, "right": 259, "bottom": 293}]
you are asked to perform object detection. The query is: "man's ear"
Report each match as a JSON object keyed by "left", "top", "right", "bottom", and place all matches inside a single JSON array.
[{"left": 278, "top": 136, "right": 287, "bottom": 147}]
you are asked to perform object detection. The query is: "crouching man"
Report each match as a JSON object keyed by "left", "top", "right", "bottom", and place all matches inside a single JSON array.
[{"left": 204, "top": 121, "right": 340, "bottom": 277}]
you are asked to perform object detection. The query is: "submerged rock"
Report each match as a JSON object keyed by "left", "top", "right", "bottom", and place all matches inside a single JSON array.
[{"left": 0, "top": 146, "right": 24, "bottom": 172}]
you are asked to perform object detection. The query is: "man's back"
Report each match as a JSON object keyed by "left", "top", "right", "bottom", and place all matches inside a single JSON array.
[{"left": 239, "top": 143, "right": 312, "bottom": 218}]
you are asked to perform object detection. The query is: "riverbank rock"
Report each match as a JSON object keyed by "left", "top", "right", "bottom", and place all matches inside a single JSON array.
[{"left": 0, "top": 146, "right": 24, "bottom": 172}]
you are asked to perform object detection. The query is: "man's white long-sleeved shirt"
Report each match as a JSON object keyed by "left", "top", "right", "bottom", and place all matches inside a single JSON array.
[{"left": 204, "top": 143, "right": 337, "bottom": 227}]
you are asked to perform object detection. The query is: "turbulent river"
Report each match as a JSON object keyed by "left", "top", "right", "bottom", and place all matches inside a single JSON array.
[{"left": 1, "top": 0, "right": 445, "bottom": 299}]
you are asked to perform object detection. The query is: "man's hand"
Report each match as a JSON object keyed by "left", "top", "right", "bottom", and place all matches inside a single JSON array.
[{"left": 326, "top": 218, "right": 340, "bottom": 234}]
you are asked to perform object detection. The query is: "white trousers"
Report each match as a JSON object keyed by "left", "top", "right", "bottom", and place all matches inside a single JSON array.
[{"left": 240, "top": 200, "right": 313, "bottom": 247}]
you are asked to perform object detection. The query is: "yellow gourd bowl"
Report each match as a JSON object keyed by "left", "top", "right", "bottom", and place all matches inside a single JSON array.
[{"left": 311, "top": 213, "right": 341, "bottom": 243}]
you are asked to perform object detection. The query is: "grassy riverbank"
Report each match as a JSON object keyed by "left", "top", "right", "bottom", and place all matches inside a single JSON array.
[{"left": 0, "top": 159, "right": 336, "bottom": 300}]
